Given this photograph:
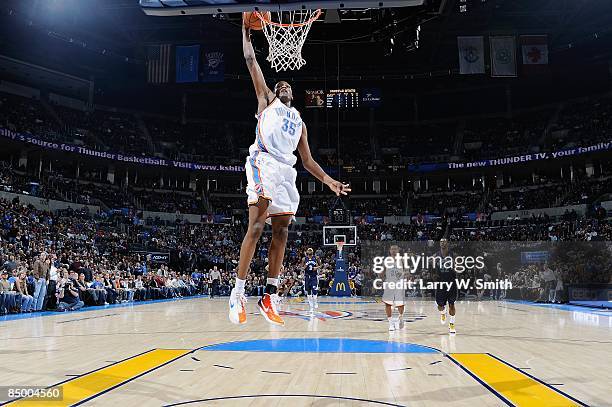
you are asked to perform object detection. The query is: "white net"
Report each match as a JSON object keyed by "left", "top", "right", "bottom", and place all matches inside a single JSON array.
[{"left": 256, "top": 10, "right": 321, "bottom": 72}]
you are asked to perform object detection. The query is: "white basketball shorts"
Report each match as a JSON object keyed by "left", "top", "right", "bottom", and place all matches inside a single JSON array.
[
  {"left": 382, "top": 287, "right": 406, "bottom": 307},
  {"left": 245, "top": 151, "right": 300, "bottom": 221}
]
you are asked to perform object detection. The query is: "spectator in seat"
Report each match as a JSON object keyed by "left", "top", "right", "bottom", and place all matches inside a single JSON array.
[
  {"left": 122, "top": 276, "right": 135, "bottom": 302},
  {"left": 134, "top": 275, "right": 146, "bottom": 301},
  {"left": 113, "top": 275, "right": 126, "bottom": 302},
  {"left": 75, "top": 272, "right": 94, "bottom": 305},
  {"left": 90, "top": 275, "right": 107, "bottom": 305},
  {"left": 15, "top": 270, "right": 33, "bottom": 312},
  {"left": 145, "top": 274, "right": 162, "bottom": 300},
  {"left": 103, "top": 273, "right": 118, "bottom": 304},
  {"left": 3, "top": 255, "right": 17, "bottom": 274},
  {"left": 1, "top": 270, "right": 19, "bottom": 313}
]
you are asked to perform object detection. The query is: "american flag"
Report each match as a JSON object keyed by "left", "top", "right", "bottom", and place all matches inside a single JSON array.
[{"left": 147, "top": 44, "right": 171, "bottom": 84}]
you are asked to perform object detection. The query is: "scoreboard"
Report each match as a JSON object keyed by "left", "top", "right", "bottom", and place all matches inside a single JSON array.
[
  {"left": 326, "top": 89, "right": 360, "bottom": 108},
  {"left": 305, "top": 88, "right": 381, "bottom": 109}
]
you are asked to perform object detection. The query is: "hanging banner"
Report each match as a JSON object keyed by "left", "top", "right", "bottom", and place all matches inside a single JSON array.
[
  {"left": 1, "top": 128, "right": 243, "bottom": 173},
  {"left": 490, "top": 36, "right": 517, "bottom": 77},
  {"left": 458, "top": 36, "right": 485, "bottom": 74},
  {"left": 176, "top": 45, "right": 200, "bottom": 83}
]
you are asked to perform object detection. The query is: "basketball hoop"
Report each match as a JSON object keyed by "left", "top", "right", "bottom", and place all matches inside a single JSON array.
[
  {"left": 255, "top": 9, "right": 321, "bottom": 72},
  {"left": 335, "top": 241, "right": 345, "bottom": 254}
]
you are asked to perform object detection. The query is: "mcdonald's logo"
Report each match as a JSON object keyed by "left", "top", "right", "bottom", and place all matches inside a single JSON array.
[{"left": 336, "top": 282, "right": 346, "bottom": 291}]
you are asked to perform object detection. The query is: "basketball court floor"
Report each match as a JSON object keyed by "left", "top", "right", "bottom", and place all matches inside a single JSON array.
[{"left": 0, "top": 296, "right": 609, "bottom": 406}]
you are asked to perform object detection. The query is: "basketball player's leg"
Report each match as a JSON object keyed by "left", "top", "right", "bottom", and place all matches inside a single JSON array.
[
  {"left": 229, "top": 198, "right": 269, "bottom": 324},
  {"left": 238, "top": 199, "right": 269, "bottom": 279},
  {"left": 447, "top": 283, "right": 458, "bottom": 334},
  {"left": 305, "top": 275, "right": 318, "bottom": 310},
  {"left": 435, "top": 289, "right": 447, "bottom": 324},
  {"left": 384, "top": 302, "right": 395, "bottom": 331},
  {"left": 305, "top": 279, "right": 313, "bottom": 310},
  {"left": 396, "top": 304, "right": 405, "bottom": 330},
  {"left": 257, "top": 214, "right": 291, "bottom": 326}
]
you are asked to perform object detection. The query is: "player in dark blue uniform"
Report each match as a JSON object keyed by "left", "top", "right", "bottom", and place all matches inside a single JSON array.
[
  {"left": 302, "top": 248, "right": 320, "bottom": 311},
  {"left": 434, "top": 238, "right": 457, "bottom": 334}
]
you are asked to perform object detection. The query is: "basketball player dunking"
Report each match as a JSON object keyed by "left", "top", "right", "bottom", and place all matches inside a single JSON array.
[
  {"left": 435, "top": 238, "right": 457, "bottom": 334},
  {"left": 229, "top": 21, "right": 351, "bottom": 326},
  {"left": 302, "top": 248, "right": 320, "bottom": 312}
]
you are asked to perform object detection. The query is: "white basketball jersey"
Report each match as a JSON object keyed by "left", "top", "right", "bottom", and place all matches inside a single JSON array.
[{"left": 249, "top": 98, "right": 303, "bottom": 166}]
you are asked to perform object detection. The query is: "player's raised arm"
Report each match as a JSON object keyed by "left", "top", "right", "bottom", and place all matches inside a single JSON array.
[
  {"left": 297, "top": 123, "right": 351, "bottom": 197},
  {"left": 242, "top": 24, "right": 275, "bottom": 112}
]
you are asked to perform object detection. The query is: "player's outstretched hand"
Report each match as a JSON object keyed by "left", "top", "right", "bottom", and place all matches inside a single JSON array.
[{"left": 326, "top": 179, "right": 351, "bottom": 196}]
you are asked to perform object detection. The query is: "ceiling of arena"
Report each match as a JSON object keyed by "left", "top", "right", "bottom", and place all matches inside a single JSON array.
[{"left": 1, "top": 0, "right": 612, "bottom": 79}]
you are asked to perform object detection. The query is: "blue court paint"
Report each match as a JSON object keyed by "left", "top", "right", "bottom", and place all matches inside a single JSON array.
[
  {"left": 201, "top": 338, "right": 438, "bottom": 354},
  {"left": 569, "top": 300, "right": 611, "bottom": 309},
  {"left": 0, "top": 295, "right": 209, "bottom": 323},
  {"left": 505, "top": 300, "right": 612, "bottom": 317}
]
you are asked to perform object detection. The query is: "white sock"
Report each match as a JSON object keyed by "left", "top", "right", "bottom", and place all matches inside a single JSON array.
[
  {"left": 440, "top": 308, "right": 446, "bottom": 315},
  {"left": 450, "top": 315, "right": 456, "bottom": 324},
  {"left": 313, "top": 294, "right": 317, "bottom": 301},
  {"left": 267, "top": 277, "right": 279, "bottom": 287},
  {"left": 235, "top": 278, "right": 246, "bottom": 293},
  {"left": 388, "top": 317, "right": 393, "bottom": 322}
]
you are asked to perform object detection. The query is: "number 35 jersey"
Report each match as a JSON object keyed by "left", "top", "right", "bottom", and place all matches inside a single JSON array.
[{"left": 249, "top": 98, "right": 303, "bottom": 167}]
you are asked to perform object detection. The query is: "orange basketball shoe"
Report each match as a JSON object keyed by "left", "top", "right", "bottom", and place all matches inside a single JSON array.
[
  {"left": 258, "top": 293, "right": 284, "bottom": 326},
  {"left": 228, "top": 288, "right": 247, "bottom": 324}
]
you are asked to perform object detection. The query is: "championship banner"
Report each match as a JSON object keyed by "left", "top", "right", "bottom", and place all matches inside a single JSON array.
[
  {"left": 176, "top": 45, "right": 200, "bottom": 83},
  {"left": 457, "top": 36, "right": 485, "bottom": 75},
  {"left": 490, "top": 36, "right": 517, "bottom": 77},
  {"left": 1, "top": 128, "right": 244, "bottom": 173},
  {"left": 408, "top": 140, "right": 612, "bottom": 172},
  {"left": 201, "top": 49, "right": 224, "bottom": 83}
]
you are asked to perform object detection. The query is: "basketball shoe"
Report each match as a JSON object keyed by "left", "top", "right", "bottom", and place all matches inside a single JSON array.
[
  {"left": 397, "top": 318, "right": 405, "bottom": 330},
  {"left": 228, "top": 288, "right": 247, "bottom": 325},
  {"left": 258, "top": 293, "right": 284, "bottom": 326},
  {"left": 388, "top": 319, "right": 395, "bottom": 331},
  {"left": 440, "top": 311, "right": 447, "bottom": 324},
  {"left": 307, "top": 295, "right": 314, "bottom": 311},
  {"left": 449, "top": 323, "right": 456, "bottom": 334}
]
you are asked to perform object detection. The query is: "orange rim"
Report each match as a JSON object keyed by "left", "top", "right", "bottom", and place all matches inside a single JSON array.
[{"left": 254, "top": 9, "right": 322, "bottom": 28}]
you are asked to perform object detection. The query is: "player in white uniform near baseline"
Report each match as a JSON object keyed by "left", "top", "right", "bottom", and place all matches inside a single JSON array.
[
  {"left": 229, "top": 20, "right": 351, "bottom": 326},
  {"left": 382, "top": 245, "right": 407, "bottom": 331}
]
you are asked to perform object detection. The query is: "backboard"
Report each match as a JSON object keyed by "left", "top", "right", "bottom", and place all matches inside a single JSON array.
[
  {"left": 323, "top": 225, "right": 357, "bottom": 247},
  {"left": 140, "top": 0, "right": 424, "bottom": 16}
]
